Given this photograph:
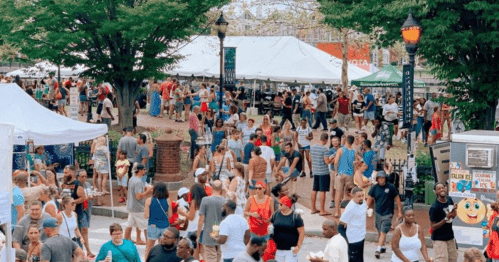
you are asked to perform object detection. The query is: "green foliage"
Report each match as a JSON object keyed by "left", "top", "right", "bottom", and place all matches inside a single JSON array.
[
  {"left": 318, "top": 0, "right": 499, "bottom": 130},
  {"left": 0, "top": 0, "right": 229, "bottom": 128},
  {"left": 414, "top": 149, "right": 433, "bottom": 197}
]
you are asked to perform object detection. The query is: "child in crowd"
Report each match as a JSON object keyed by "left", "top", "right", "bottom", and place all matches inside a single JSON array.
[{"left": 115, "top": 151, "right": 130, "bottom": 203}]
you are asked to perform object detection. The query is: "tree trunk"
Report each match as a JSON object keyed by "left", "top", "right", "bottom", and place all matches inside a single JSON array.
[
  {"left": 114, "top": 80, "right": 139, "bottom": 130},
  {"left": 341, "top": 28, "right": 349, "bottom": 91},
  {"left": 476, "top": 100, "right": 498, "bottom": 130}
]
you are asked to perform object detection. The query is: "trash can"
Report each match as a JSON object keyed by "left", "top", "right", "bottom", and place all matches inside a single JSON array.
[{"left": 425, "top": 181, "right": 436, "bottom": 205}]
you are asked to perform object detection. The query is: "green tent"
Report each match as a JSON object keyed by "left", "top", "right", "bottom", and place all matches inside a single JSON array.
[{"left": 351, "top": 64, "right": 426, "bottom": 88}]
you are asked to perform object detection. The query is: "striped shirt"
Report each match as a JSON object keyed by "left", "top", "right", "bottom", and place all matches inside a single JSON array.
[{"left": 311, "top": 144, "right": 330, "bottom": 175}]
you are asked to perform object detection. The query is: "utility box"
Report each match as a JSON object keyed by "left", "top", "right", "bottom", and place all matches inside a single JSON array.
[{"left": 449, "top": 130, "right": 499, "bottom": 249}]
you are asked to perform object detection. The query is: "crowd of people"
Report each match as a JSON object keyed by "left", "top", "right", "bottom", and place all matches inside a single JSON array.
[{"left": 2, "top": 74, "right": 492, "bottom": 262}]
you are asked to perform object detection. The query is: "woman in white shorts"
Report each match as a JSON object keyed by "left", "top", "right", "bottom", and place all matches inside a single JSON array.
[{"left": 352, "top": 94, "right": 366, "bottom": 132}]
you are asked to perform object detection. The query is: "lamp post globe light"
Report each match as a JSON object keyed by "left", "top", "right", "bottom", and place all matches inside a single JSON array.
[
  {"left": 401, "top": 11, "right": 421, "bottom": 208},
  {"left": 216, "top": 13, "right": 228, "bottom": 118}
]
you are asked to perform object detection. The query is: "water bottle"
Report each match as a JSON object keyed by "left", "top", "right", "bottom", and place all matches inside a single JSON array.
[{"left": 106, "top": 250, "right": 112, "bottom": 261}]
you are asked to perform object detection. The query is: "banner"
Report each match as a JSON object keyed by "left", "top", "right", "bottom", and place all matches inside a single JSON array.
[
  {"left": 224, "top": 47, "right": 236, "bottom": 92},
  {"left": 402, "top": 64, "right": 413, "bottom": 128}
]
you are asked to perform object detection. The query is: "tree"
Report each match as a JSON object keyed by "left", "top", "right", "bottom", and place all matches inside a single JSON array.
[
  {"left": 0, "top": 0, "right": 229, "bottom": 128},
  {"left": 318, "top": 0, "right": 499, "bottom": 130}
]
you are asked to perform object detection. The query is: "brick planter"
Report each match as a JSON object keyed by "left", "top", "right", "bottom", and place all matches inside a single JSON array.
[{"left": 154, "top": 130, "right": 184, "bottom": 189}]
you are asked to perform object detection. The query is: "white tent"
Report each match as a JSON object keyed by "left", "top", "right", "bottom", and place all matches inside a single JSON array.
[
  {"left": 166, "top": 36, "right": 371, "bottom": 84},
  {"left": 0, "top": 84, "right": 107, "bottom": 145},
  {"left": 6, "top": 61, "right": 86, "bottom": 79}
]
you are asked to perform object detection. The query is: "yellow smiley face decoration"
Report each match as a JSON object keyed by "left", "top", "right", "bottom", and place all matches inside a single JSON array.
[{"left": 456, "top": 198, "right": 486, "bottom": 224}]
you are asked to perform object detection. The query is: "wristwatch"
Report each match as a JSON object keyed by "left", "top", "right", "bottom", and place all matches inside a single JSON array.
[{"left": 444, "top": 217, "right": 449, "bottom": 222}]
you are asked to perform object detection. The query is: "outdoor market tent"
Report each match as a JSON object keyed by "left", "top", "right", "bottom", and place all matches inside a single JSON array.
[
  {"left": 166, "top": 36, "right": 371, "bottom": 84},
  {"left": 6, "top": 61, "right": 86, "bottom": 79},
  {"left": 0, "top": 83, "right": 108, "bottom": 145},
  {"left": 351, "top": 64, "right": 426, "bottom": 88}
]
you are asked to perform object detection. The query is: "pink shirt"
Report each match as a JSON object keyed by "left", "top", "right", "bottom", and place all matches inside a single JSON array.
[{"left": 190, "top": 113, "right": 199, "bottom": 132}]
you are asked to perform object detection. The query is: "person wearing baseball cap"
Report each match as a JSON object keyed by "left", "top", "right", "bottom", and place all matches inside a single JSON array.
[
  {"left": 177, "top": 187, "right": 190, "bottom": 210},
  {"left": 366, "top": 170, "right": 402, "bottom": 259},
  {"left": 328, "top": 119, "right": 344, "bottom": 142},
  {"left": 41, "top": 217, "right": 85, "bottom": 261}
]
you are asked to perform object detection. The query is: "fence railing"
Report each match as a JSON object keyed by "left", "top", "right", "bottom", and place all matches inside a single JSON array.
[{"left": 386, "top": 159, "right": 433, "bottom": 203}]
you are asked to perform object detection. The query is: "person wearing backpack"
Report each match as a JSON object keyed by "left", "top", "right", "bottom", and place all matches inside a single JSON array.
[{"left": 270, "top": 194, "right": 304, "bottom": 262}]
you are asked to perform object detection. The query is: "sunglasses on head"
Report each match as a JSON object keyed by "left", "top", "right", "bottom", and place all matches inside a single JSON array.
[{"left": 255, "top": 187, "right": 264, "bottom": 190}]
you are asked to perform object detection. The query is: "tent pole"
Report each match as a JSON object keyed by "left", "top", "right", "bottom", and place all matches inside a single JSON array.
[{"left": 106, "top": 135, "right": 114, "bottom": 218}]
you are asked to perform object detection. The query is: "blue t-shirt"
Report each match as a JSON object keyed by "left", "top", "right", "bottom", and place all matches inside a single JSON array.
[
  {"left": 363, "top": 150, "right": 377, "bottom": 178},
  {"left": 243, "top": 143, "right": 255, "bottom": 164},
  {"left": 96, "top": 239, "right": 141, "bottom": 262},
  {"left": 365, "top": 93, "right": 375, "bottom": 112},
  {"left": 12, "top": 186, "right": 24, "bottom": 226}
]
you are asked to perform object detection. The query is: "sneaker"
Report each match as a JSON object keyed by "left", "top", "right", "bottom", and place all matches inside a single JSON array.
[
  {"left": 375, "top": 251, "right": 381, "bottom": 259},
  {"left": 329, "top": 201, "right": 335, "bottom": 208},
  {"left": 119, "top": 197, "right": 125, "bottom": 203},
  {"left": 424, "top": 143, "right": 428, "bottom": 147},
  {"left": 380, "top": 247, "right": 386, "bottom": 253},
  {"left": 401, "top": 139, "right": 407, "bottom": 144},
  {"left": 309, "top": 171, "right": 313, "bottom": 178},
  {"left": 299, "top": 172, "right": 306, "bottom": 177}
]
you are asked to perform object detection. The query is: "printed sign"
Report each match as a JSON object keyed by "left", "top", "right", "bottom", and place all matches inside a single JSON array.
[
  {"left": 454, "top": 226, "right": 483, "bottom": 246},
  {"left": 449, "top": 169, "right": 475, "bottom": 198},
  {"left": 69, "top": 87, "right": 79, "bottom": 121},
  {"left": 472, "top": 170, "right": 496, "bottom": 193}
]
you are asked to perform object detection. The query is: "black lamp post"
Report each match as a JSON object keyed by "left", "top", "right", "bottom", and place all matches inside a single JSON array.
[
  {"left": 401, "top": 11, "right": 422, "bottom": 208},
  {"left": 216, "top": 13, "right": 229, "bottom": 118}
]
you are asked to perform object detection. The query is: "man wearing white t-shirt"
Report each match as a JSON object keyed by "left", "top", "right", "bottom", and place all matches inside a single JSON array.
[
  {"left": 212, "top": 200, "right": 250, "bottom": 262},
  {"left": 259, "top": 135, "right": 276, "bottom": 190},
  {"left": 340, "top": 187, "right": 367, "bottom": 262},
  {"left": 309, "top": 220, "right": 348, "bottom": 262},
  {"left": 382, "top": 96, "right": 399, "bottom": 142}
]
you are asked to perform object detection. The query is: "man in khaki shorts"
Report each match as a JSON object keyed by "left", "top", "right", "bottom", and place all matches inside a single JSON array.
[{"left": 125, "top": 164, "right": 153, "bottom": 245}]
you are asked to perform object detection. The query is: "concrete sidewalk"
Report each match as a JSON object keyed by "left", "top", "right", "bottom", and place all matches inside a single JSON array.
[{"left": 93, "top": 201, "right": 435, "bottom": 247}]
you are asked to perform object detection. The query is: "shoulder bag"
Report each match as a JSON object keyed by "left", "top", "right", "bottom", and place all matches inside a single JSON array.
[
  {"left": 62, "top": 212, "right": 82, "bottom": 247},
  {"left": 212, "top": 154, "right": 224, "bottom": 181}
]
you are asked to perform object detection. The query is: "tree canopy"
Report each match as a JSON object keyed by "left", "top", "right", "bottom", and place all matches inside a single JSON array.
[
  {"left": 0, "top": 0, "right": 229, "bottom": 128},
  {"left": 319, "top": 0, "right": 499, "bottom": 129}
]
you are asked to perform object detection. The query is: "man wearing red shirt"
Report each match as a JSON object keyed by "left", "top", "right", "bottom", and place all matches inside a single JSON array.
[{"left": 335, "top": 91, "right": 351, "bottom": 130}]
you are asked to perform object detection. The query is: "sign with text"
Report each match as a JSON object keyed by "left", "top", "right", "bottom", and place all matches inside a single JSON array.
[
  {"left": 224, "top": 47, "right": 236, "bottom": 92},
  {"left": 402, "top": 64, "right": 413, "bottom": 129},
  {"left": 69, "top": 87, "right": 79, "bottom": 121}
]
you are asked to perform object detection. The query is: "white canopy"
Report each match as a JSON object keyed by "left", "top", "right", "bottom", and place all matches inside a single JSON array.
[
  {"left": 0, "top": 84, "right": 108, "bottom": 145},
  {"left": 166, "top": 36, "right": 370, "bottom": 84},
  {"left": 6, "top": 61, "right": 86, "bottom": 79}
]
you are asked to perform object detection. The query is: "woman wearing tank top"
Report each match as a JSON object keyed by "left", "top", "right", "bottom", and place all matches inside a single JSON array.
[
  {"left": 391, "top": 208, "right": 431, "bottom": 262},
  {"left": 280, "top": 120, "right": 296, "bottom": 153},
  {"left": 144, "top": 182, "right": 172, "bottom": 259},
  {"left": 178, "top": 184, "right": 207, "bottom": 259},
  {"left": 40, "top": 185, "right": 59, "bottom": 218},
  {"left": 57, "top": 196, "right": 83, "bottom": 247}
]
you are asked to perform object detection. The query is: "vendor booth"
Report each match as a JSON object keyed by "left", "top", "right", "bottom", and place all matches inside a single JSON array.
[
  {"left": 6, "top": 61, "right": 86, "bottom": 79},
  {"left": 0, "top": 83, "right": 108, "bottom": 260},
  {"left": 443, "top": 130, "right": 499, "bottom": 250}
]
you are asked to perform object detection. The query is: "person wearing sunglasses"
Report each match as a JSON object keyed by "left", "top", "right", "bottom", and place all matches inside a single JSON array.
[
  {"left": 56, "top": 196, "right": 84, "bottom": 248},
  {"left": 244, "top": 181, "right": 274, "bottom": 241},
  {"left": 270, "top": 194, "right": 304, "bottom": 262}
]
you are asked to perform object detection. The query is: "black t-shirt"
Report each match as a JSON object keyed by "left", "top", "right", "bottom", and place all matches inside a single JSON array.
[
  {"left": 292, "top": 94, "right": 302, "bottom": 114},
  {"left": 236, "top": 86, "right": 245, "bottom": 100},
  {"left": 330, "top": 127, "right": 344, "bottom": 141},
  {"left": 61, "top": 180, "right": 84, "bottom": 216},
  {"left": 26, "top": 88, "right": 34, "bottom": 96},
  {"left": 352, "top": 100, "right": 366, "bottom": 114},
  {"left": 271, "top": 211, "right": 304, "bottom": 250},
  {"left": 368, "top": 183, "right": 398, "bottom": 216},
  {"left": 283, "top": 97, "right": 293, "bottom": 114},
  {"left": 429, "top": 197, "right": 455, "bottom": 241},
  {"left": 146, "top": 245, "right": 182, "bottom": 262},
  {"left": 283, "top": 150, "right": 303, "bottom": 172}
]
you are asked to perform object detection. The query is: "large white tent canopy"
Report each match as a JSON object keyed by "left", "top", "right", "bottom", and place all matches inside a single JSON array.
[
  {"left": 6, "top": 61, "right": 86, "bottom": 79},
  {"left": 0, "top": 84, "right": 108, "bottom": 145},
  {"left": 166, "top": 36, "right": 370, "bottom": 84}
]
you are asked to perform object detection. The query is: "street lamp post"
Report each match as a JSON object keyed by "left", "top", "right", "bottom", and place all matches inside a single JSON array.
[
  {"left": 216, "top": 13, "right": 229, "bottom": 119},
  {"left": 401, "top": 12, "right": 422, "bottom": 208}
]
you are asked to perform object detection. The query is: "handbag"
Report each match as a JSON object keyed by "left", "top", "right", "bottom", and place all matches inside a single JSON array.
[
  {"left": 62, "top": 212, "right": 82, "bottom": 248},
  {"left": 212, "top": 154, "right": 225, "bottom": 181}
]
